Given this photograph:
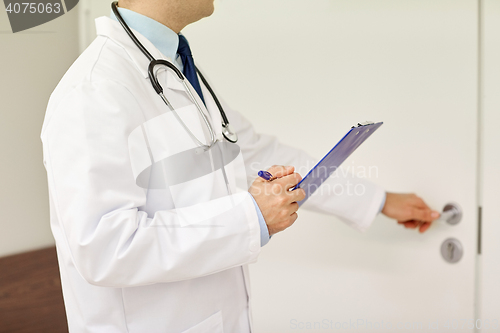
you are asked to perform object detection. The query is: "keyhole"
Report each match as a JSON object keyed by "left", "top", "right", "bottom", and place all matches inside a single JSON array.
[
  {"left": 441, "top": 238, "right": 463, "bottom": 264},
  {"left": 447, "top": 242, "right": 455, "bottom": 260}
]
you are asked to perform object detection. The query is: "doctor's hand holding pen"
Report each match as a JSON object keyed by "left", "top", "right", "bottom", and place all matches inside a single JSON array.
[{"left": 249, "top": 165, "right": 306, "bottom": 236}]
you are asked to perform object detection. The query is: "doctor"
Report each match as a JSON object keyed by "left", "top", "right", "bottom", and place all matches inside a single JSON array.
[{"left": 41, "top": 0, "right": 440, "bottom": 332}]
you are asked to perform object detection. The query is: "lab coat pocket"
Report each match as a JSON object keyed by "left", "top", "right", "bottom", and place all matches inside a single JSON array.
[{"left": 181, "top": 311, "right": 224, "bottom": 333}]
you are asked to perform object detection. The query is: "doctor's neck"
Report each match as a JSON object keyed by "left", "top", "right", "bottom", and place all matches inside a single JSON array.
[{"left": 117, "top": 0, "right": 215, "bottom": 34}]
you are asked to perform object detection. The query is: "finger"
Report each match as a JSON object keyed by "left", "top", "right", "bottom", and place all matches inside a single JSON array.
[
  {"left": 267, "top": 165, "right": 294, "bottom": 179},
  {"left": 419, "top": 222, "right": 432, "bottom": 233},
  {"left": 402, "top": 221, "right": 419, "bottom": 229},
  {"left": 288, "top": 188, "right": 306, "bottom": 202},
  {"left": 413, "top": 198, "right": 440, "bottom": 220},
  {"left": 275, "top": 172, "right": 302, "bottom": 190},
  {"left": 409, "top": 207, "right": 436, "bottom": 223},
  {"left": 288, "top": 202, "right": 299, "bottom": 215},
  {"left": 278, "top": 211, "right": 298, "bottom": 232},
  {"left": 412, "top": 195, "right": 426, "bottom": 208}
]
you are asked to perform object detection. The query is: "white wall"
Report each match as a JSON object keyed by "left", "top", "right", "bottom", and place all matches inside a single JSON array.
[{"left": 0, "top": 8, "right": 79, "bottom": 256}]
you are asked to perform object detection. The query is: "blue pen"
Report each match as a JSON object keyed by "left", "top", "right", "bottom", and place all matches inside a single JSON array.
[{"left": 258, "top": 170, "right": 276, "bottom": 181}]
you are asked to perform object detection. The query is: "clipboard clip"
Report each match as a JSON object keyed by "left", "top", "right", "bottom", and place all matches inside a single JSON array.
[{"left": 352, "top": 121, "right": 375, "bottom": 128}]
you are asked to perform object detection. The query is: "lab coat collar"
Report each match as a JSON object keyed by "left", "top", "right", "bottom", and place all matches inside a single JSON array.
[{"left": 95, "top": 16, "right": 185, "bottom": 91}]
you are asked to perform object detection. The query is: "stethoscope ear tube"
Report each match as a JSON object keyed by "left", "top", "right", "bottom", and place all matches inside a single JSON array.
[
  {"left": 196, "top": 68, "right": 229, "bottom": 125},
  {"left": 196, "top": 68, "right": 238, "bottom": 143},
  {"left": 112, "top": 2, "right": 154, "bottom": 62},
  {"left": 148, "top": 61, "right": 163, "bottom": 95},
  {"left": 148, "top": 60, "right": 184, "bottom": 95}
]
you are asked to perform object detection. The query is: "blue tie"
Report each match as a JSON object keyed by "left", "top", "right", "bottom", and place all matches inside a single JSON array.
[{"left": 177, "top": 35, "right": 205, "bottom": 104}]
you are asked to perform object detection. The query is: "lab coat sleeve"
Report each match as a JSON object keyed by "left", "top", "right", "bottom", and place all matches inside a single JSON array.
[
  {"left": 221, "top": 101, "right": 386, "bottom": 232},
  {"left": 41, "top": 79, "right": 261, "bottom": 288}
]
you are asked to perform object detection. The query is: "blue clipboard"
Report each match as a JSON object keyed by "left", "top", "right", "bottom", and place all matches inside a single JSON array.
[{"left": 295, "top": 121, "right": 383, "bottom": 206}]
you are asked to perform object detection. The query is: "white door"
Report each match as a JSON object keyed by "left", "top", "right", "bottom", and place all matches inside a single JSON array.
[{"left": 184, "top": 0, "right": 479, "bottom": 331}]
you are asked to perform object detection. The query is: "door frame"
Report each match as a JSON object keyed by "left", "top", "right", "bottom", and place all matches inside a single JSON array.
[{"left": 477, "top": 0, "right": 500, "bottom": 327}]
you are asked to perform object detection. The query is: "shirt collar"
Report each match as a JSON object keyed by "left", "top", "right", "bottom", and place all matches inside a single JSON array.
[{"left": 110, "top": 7, "right": 179, "bottom": 64}]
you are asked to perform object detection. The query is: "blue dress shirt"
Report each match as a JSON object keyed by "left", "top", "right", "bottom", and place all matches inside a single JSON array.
[{"left": 110, "top": 8, "right": 271, "bottom": 246}]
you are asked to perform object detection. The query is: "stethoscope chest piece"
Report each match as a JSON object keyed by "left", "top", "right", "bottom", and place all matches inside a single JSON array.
[{"left": 222, "top": 124, "right": 238, "bottom": 143}]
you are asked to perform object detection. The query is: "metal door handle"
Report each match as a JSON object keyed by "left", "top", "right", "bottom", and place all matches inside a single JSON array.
[{"left": 438, "top": 202, "right": 462, "bottom": 225}]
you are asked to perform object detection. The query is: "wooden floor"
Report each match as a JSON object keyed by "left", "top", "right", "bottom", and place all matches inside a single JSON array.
[{"left": 0, "top": 247, "right": 68, "bottom": 333}]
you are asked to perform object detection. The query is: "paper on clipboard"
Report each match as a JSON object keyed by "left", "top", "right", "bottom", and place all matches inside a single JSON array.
[{"left": 294, "top": 121, "right": 383, "bottom": 206}]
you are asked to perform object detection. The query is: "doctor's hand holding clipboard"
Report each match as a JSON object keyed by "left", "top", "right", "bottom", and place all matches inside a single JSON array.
[{"left": 249, "top": 165, "right": 306, "bottom": 235}]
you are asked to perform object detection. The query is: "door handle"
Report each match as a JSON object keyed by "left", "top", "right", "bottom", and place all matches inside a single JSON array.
[{"left": 438, "top": 202, "right": 462, "bottom": 225}]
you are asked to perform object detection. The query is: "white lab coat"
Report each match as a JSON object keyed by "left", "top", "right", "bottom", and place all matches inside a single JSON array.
[{"left": 41, "top": 17, "right": 385, "bottom": 333}]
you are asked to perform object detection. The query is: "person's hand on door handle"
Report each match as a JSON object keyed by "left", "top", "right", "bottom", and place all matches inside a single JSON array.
[{"left": 381, "top": 192, "right": 440, "bottom": 233}]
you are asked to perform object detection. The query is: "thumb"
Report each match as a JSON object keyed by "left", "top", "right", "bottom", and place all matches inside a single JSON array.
[
  {"left": 266, "top": 165, "right": 295, "bottom": 179},
  {"left": 411, "top": 207, "right": 437, "bottom": 223}
]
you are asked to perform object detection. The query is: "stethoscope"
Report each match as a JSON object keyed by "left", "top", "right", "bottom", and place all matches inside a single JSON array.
[{"left": 111, "top": 2, "right": 238, "bottom": 151}]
